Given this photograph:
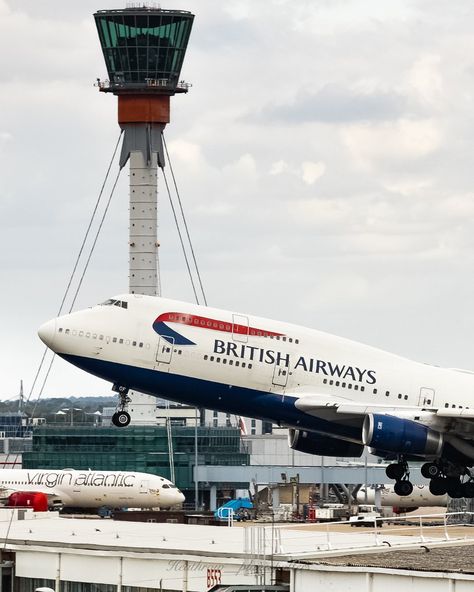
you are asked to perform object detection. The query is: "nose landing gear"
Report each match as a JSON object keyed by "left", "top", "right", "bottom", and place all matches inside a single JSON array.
[{"left": 111, "top": 384, "right": 131, "bottom": 428}]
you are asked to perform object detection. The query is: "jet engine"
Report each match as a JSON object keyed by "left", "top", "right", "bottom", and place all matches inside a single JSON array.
[
  {"left": 362, "top": 414, "right": 443, "bottom": 456},
  {"left": 288, "top": 429, "right": 364, "bottom": 457},
  {"left": 7, "top": 492, "right": 48, "bottom": 512}
]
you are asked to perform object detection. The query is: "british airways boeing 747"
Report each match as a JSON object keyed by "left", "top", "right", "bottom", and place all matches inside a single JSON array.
[{"left": 38, "top": 294, "right": 474, "bottom": 499}]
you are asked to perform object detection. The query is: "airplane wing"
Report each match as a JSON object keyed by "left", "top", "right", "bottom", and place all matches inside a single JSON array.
[
  {"left": 293, "top": 393, "right": 474, "bottom": 440},
  {"left": 295, "top": 393, "right": 474, "bottom": 419}
]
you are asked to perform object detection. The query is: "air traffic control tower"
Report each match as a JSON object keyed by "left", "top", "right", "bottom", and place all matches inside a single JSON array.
[
  {"left": 94, "top": 6, "right": 194, "bottom": 296},
  {"left": 94, "top": 7, "right": 194, "bottom": 426}
]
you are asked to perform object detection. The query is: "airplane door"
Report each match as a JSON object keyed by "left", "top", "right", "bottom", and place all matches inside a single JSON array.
[
  {"left": 140, "top": 480, "right": 149, "bottom": 494},
  {"left": 419, "top": 387, "right": 435, "bottom": 406},
  {"left": 272, "top": 360, "right": 289, "bottom": 387},
  {"left": 232, "top": 314, "right": 249, "bottom": 343},
  {"left": 155, "top": 337, "right": 174, "bottom": 364}
]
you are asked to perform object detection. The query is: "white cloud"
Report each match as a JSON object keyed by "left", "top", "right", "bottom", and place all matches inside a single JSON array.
[
  {"left": 168, "top": 139, "right": 206, "bottom": 172},
  {"left": 269, "top": 160, "right": 289, "bottom": 176},
  {"left": 4, "top": 0, "right": 474, "bottom": 396},
  {"left": 341, "top": 119, "right": 442, "bottom": 171},
  {"left": 301, "top": 161, "right": 326, "bottom": 185},
  {"left": 405, "top": 54, "right": 444, "bottom": 107}
]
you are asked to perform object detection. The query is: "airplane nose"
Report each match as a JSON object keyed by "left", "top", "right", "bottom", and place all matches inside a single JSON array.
[{"left": 38, "top": 318, "right": 56, "bottom": 349}]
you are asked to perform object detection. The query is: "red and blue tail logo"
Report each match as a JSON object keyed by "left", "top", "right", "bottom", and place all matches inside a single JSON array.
[{"left": 152, "top": 312, "right": 284, "bottom": 345}]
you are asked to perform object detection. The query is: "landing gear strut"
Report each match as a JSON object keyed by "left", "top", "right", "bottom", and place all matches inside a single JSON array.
[
  {"left": 386, "top": 458, "right": 414, "bottom": 496},
  {"left": 111, "top": 384, "right": 131, "bottom": 428}
]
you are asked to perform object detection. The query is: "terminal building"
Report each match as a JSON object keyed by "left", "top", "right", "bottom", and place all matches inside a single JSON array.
[{"left": 22, "top": 424, "right": 250, "bottom": 509}]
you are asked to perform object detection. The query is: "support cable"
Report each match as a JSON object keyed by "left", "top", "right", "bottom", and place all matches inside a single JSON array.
[
  {"left": 162, "top": 169, "right": 200, "bottom": 305},
  {"left": 162, "top": 135, "right": 210, "bottom": 491},
  {"left": 68, "top": 166, "right": 123, "bottom": 313},
  {"left": 26, "top": 165, "right": 124, "bottom": 412},
  {"left": 163, "top": 133, "right": 208, "bottom": 306},
  {"left": 166, "top": 415, "right": 176, "bottom": 484},
  {"left": 58, "top": 130, "right": 124, "bottom": 316},
  {"left": 26, "top": 129, "right": 124, "bottom": 402},
  {"left": 2, "top": 132, "right": 123, "bottom": 472}
]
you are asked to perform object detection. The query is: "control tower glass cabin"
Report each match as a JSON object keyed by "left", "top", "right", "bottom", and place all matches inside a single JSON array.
[{"left": 94, "top": 7, "right": 194, "bottom": 94}]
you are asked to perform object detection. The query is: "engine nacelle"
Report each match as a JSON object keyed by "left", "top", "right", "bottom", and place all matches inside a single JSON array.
[
  {"left": 7, "top": 492, "right": 48, "bottom": 512},
  {"left": 288, "top": 429, "right": 364, "bottom": 457},
  {"left": 362, "top": 414, "right": 443, "bottom": 456}
]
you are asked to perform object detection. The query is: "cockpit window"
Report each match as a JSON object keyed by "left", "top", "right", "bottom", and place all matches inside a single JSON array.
[
  {"left": 100, "top": 299, "right": 128, "bottom": 309},
  {"left": 162, "top": 484, "right": 170, "bottom": 489}
]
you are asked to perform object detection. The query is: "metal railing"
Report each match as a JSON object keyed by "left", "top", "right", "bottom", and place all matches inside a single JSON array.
[{"left": 244, "top": 512, "right": 474, "bottom": 558}]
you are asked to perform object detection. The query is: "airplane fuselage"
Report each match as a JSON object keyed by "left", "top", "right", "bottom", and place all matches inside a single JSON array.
[
  {"left": 0, "top": 468, "right": 185, "bottom": 509},
  {"left": 38, "top": 295, "right": 474, "bottom": 449}
]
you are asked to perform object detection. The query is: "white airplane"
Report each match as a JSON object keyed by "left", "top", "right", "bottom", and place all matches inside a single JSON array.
[
  {"left": 357, "top": 484, "right": 447, "bottom": 511},
  {"left": 38, "top": 294, "right": 474, "bottom": 500},
  {"left": 0, "top": 468, "right": 185, "bottom": 509}
]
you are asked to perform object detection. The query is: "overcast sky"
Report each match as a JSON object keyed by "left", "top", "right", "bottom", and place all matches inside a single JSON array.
[{"left": 2, "top": 0, "right": 474, "bottom": 401}]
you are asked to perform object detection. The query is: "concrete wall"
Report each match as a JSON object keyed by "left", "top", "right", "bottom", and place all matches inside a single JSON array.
[
  {"left": 14, "top": 549, "right": 474, "bottom": 592},
  {"left": 15, "top": 550, "right": 257, "bottom": 592}
]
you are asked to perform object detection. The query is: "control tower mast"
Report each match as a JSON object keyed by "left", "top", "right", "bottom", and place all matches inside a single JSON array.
[
  {"left": 94, "top": 6, "right": 194, "bottom": 296},
  {"left": 94, "top": 6, "right": 194, "bottom": 427}
]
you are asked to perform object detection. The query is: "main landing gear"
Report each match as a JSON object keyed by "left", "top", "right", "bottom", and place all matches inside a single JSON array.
[
  {"left": 385, "top": 458, "right": 414, "bottom": 496},
  {"left": 385, "top": 458, "right": 474, "bottom": 498},
  {"left": 111, "top": 384, "right": 131, "bottom": 428},
  {"left": 421, "top": 462, "right": 474, "bottom": 498}
]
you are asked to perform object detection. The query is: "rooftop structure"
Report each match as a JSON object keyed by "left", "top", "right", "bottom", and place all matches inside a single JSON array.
[{"left": 2, "top": 510, "right": 474, "bottom": 591}]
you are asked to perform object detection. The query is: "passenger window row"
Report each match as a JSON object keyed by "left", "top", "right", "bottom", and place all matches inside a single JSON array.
[
  {"left": 203, "top": 354, "right": 252, "bottom": 369},
  {"left": 445, "top": 402, "right": 469, "bottom": 409},
  {"left": 322, "top": 377, "right": 415, "bottom": 400},
  {"left": 58, "top": 328, "right": 149, "bottom": 349},
  {"left": 261, "top": 333, "right": 299, "bottom": 344},
  {"left": 323, "top": 378, "right": 365, "bottom": 392},
  {"left": 165, "top": 314, "right": 299, "bottom": 343}
]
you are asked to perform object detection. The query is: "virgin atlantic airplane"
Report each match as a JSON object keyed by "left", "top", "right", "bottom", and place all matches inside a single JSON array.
[{"left": 38, "top": 294, "right": 474, "bottom": 499}]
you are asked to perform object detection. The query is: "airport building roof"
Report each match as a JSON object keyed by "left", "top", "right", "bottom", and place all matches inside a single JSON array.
[{"left": 2, "top": 510, "right": 474, "bottom": 591}]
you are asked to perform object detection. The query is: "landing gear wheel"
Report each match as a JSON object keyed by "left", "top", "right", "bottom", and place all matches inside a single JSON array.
[
  {"left": 461, "top": 481, "right": 474, "bottom": 498},
  {"left": 421, "top": 462, "right": 440, "bottom": 479},
  {"left": 445, "top": 477, "right": 464, "bottom": 498},
  {"left": 112, "top": 411, "right": 131, "bottom": 428},
  {"left": 394, "top": 480, "right": 413, "bottom": 496},
  {"left": 386, "top": 463, "right": 405, "bottom": 480},
  {"left": 429, "top": 477, "right": 448, "bottom": 496}
]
